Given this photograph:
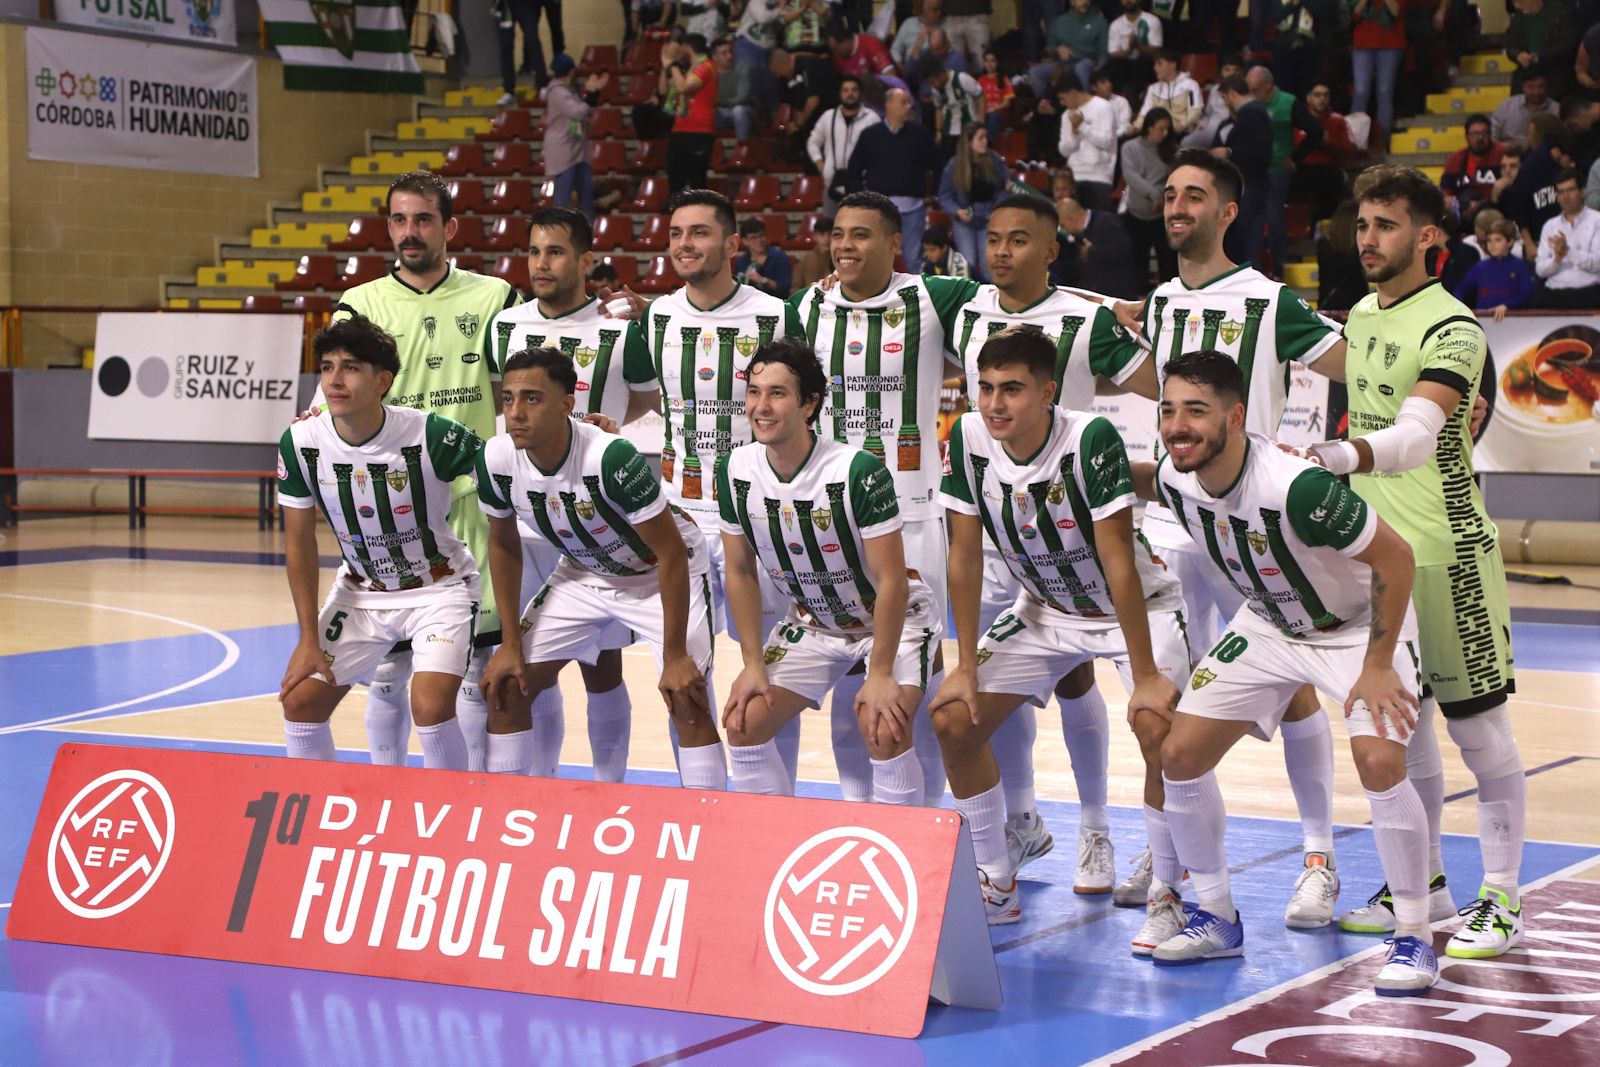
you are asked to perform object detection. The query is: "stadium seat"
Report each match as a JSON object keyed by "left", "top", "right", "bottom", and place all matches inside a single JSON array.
[
  {"left": 339, "top": 255, "right": 388, "bottom": 288},
  {"left": 1021, "top": 169, "right": 1050, "bottom": 193},
  {"left": 626, "top": 139, "right": 668, "bottom": 174},
  {"left": 624, "top": 177, "right": 669, "bottom": 213},
  {"left": 1285, "top": 201, "right": 1312, "bottom": 243},
  {"left": 621, "top": 40, "right": 659, "bottom": 75},
  {"left": 755, "top": 213, "right": 789, "bottom": 246},
  {"left": 633, "top": 255, "right": 677, "bottom": 294},
  {"left": 437, "top": 143, "right": 486, "bottom": 178},
  {"left": 592, "top": 214, "right": 632, "bottom": 252},
  {"left": 589, "top": 140, "right": 629, "bottom": 174},
  {"left": 595, "top": 254, "right": 639, "bottom": 287},
  {"left": 447, "top": 179, "right": 488, "bottom": 214},
  {"left": 483, "top": 216, "right": 526, "bottom": 252},
  {"left": 448, "top": 215, "right": 486, "bottom": 251},
  {"left": 995, "top": 131, "right": 1029, "bottom": 163},
  {"left": 276, "top": 254, "right": 340, "bottom": 292},
  {"left": 928, "top": 210, "right": 953, "bottom": 232},
  {"left": 576, "top": 45, "right": 619, "bottom": 77},
  {"left": 477, "top": 109, "right": 535, "bottom": 142},
  {"left": 782, "top": 212, "right": 829, "bottom": 251},
  {"left": 733, "top": 176, "right": 782, "bottom": 212},
  {"left": 243, "top": 294, "right": 284, "bottom": 311},
  {"left": 723, "top": 141, "right": 771, "bottom": 174},
  {"left": 616, "top": 77, "right": 656, "bottom": 106},
  {"left": 767, "top": 103, "right": 794, "bottom": 135},
  {"left": 483, "top": 179, "right": 536, "bottom": 214},
  {"left": 626, "top": 215, "right": 670, "bottom": 252},
  {"left": 590, "top": 107, "right": 625, "bottom": 140},
  {"left": 328, "top": 215, "right": 389, "bottom": 253},
  {"left": 482, "top": 142, "right": 535, "bottom": 176},
  {"left": 1181, "top": 53, "right": 1219, "bottom": 86},
  {"left": 291, "top": 295, "right": 336, "bottom": 313},
  {"left": 449, "top": 253, "right": 485, "bottom": 273},
  {"left": 774, "top": 175, "right": 823, "bottom": 212},
  {"left": 493, "top": 254, "right": 531, "bottom": 291}
]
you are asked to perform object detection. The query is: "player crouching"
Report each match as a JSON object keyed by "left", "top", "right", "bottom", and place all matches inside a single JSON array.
[
  {"left": 278, "top": 316, "right": 483, "bottom": 769},
  {"left": 476, "top": 348, "right": 726, "bottom": 789},
  {"left": 718, "top": 339, "right": 943, "bottom": 803}
]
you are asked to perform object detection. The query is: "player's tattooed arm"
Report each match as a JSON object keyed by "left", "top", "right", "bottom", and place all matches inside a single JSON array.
[{"left": 1349, "top": 518, "right": 1421, "bottom": 739}]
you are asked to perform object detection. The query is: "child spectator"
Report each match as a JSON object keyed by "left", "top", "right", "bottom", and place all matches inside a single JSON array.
[{"left": 1455, "top": 217, "right": 1536, "bottom": 320}]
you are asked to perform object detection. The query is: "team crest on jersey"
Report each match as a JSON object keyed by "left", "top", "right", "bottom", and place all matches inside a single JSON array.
[
  {"left": 568, "top": 346, "right": 594, "bottom": 368},
  {"left": 884, "top": 307, "right": 905, "bottom": 329},
  {"left": 1384, "top": 341, "right": 1401, "bottom": 369},
  {"left": 575, "top": 499, "right": 596, "bottom": 520},
  {"left": 354, "top": 470, "right": 368, "bottom": 491},
  {"left": 700, "top": 332, "right": 714, "bottom": 355},
  {"left": 1047, "top": 480, "right": 1066, "bottom": 505},
  {"left": 1191, "top": 668, "right": 1216, "bottom": 689},
  {"left": 975, "top": 648, "right": 994, "bottom": 665},
  {"left": 1186, "top": 316, "right": 1200, "bottom": 342},
  {"left": 548, "top": 494, "right": 563, "bottom": 512},
  {"left": 734, "top": 336, "right": 758, "bottom": 357},
  {"left": 456, "top": 313, "right": 480, "bottom": 339},
  {"left": 812, "top": 507, "right": 832, "bottom": 531},
  {"left": 782, "top": 505, "right": 795, "bottom": 529},
  {"left": 422, "top": 315, "right": 437, "bottom": 341},
  {"left": 1367, "top": 335, "right": 1378, "bottom": 358},
  {"left": 763, "top": 644, "right": 788, "bottom": 665},
  {"left": 1216, "top": 520, "right": 1230, "bottom": 541},
  {"left": 1246, "top": 531, "right": 1267, "bottom": 555},
  {"left": 386, "top": 471, "right": 408, "bottom": 493},
  {"left": 1219, "top": 320, "right": 1243, "bottom": 345},
  {"left": 1014, "top": 492, "right": 1031, "bottom": 512}
]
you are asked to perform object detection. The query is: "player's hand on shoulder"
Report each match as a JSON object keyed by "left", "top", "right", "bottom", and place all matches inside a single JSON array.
[
  {"left": 1112, "top": 297, "right": 1146, "bottom": 336},
  {"left": 1346, "top": 666, "right": 1419, "bottom": 741},
  {"left": 293, "top": 404, "right": 325, "bottom": 423},
  {"left": 1470, "top": 392, "right": 1489, "bottom": 437},
  {"left": 583, "top": 412, "right": 620, "bottom": 434},
  {"left": 598, "top": 285, "right": 648, "bottom": 321},
  {"left": 280, "top": 637, "right": 333, "bottom": 700}
]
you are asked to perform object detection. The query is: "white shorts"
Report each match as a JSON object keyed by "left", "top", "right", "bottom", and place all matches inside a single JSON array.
[
  {"left": 691, "top": 507, "right": 785, "bottom": 641},
  {"left": 979, "top": 538, "right": 1020, "bottom": 632},
  {"left": 520, "top": 534, "right": 632, "bottom": 652},
  {"left": 318, "top": 589, "right": 477, "bottom": 687},
  {"left": 760, "top": 587, "right": 944, "bottom": 707},
  {"left": 903, "top": 515, "right": 949, "bottom": 625},
  {"left": 1179, "top": 618, "right": 1424, "bottom": 743},
  {"left": 1156, "top": 536, "right": 1245, "bottom": 652},
  {"left": 975, "top": 593, "right": 1193, "bottom": 706},
  {"left": 517, "top": 561, "right": 715, "bottom": 674}
]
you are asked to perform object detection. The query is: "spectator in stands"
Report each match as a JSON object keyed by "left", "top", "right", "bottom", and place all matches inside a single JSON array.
[
  {"left": 978, "top": 48, "right": 1015, "bottom": 141},
  {"left": 1316, "top": 199, "right": 1368, "bottom": 311},
  {"left": 793, "top": 214, "right": 835, "bottom": 287},
  {"left": 1056, "top": 72, "right": 1117, "bottom": 208},
  {"left": 920, "top": 223, "right": 973, "bottom": 275},
  {"left": 1506, "top": 0, "right": 1578, "bottom": 97},
  {"left": 1455, "top": 217, "right": 1536, "bottom": 319},
  {"left": 1465, "top": 207, "right": 1524, "bottom": 260},
  {"left": 494, "top": 0, "right": 561, "bottom": 105},
  {"left": 1491, "top": 67, "right": 1557, "bottom": 146},
  {"left": 943, "top": 0, "right": 993, "bottom": 68},
  {"left": 1182, "top": 53, "right": 1244, "bottom": 149},
  {"left": 843, "top": 87, "right": 941, "bottom": 256},
  {"left": 1565, "top": 95, "right": 1600, "bottom": 180},
  {"left": 1536, "top": 169, "right": 1600, "bottom": 308},
  {"left": 1589, "top": 156, "right": 1600, "bottom": 211},
  {"left": 1249, "top": 65, "right": 1322, "bottom": 278},
  {"left": 1214, "top": 73, "right": 1271, "bottom": 267},
  {"left": 1091, "top": 66, "right": 1136, "bottom": 137},
  {"left": 683, "top": 0, "right": 728, "bottom": 37},
  {"left": 1057, "top": 195, "right": 1139, "bottom": 296},
  {"left": 1579, "top": 21, "right": 1600, "bottom": 93},
  {"left": 664, "top": 36, "right": 725, "bottom": 195},
  {"left": 1105, "top": 0, "right": 1162, "bottom": 100},
  {"left": 1120, "top": 107, "right": 1177, "bottom": 288},
  {"left": 543, "top": 56, "right": 608, "bottom": 220},
  {"left": 1349, "top": 0, "right": 1406, "bottom": 145},
  {"left": 892, "top": 0, "right": 947, "bottom": 72},
  {"left": 717, "top": 46, "right": 760, "bottom": 141},
  {"left": 1045, "top": 0, "right": 1109, "bottom": 92},
  {"left": 1489, "top": 145, "right": 1526, "bottom": 218},
  {"left": 1509, "top": 113, "right": 1578, "bottom": 244},
  {"left": 589, "top": 260, "right": 621, "bottom": 293},
  {"left": 939, "top": 122, "right": 1010, "bottom": 279},
  {"left": 783, "top": 0, "right": 834, "bottom": 55},
  {"left": 1018, "top": 0, "right": 1062, "bottom": 62},
  {"left": 1270, "top": 0, "right": 1325, "bottom": 99},
  {"left": 828, "top": 21, "right": 900, "bottom": 81},
  {"left": 1297, "top": 80, "right": 1361, "bottom": 221},
  {"left": 1432, "top": 210, "right": 1480, "bottom": 295},
  {"left": 926, "top": 61, "right": 987, "bottom": 160},
  {"left": 1441, "top": 114, "right": 1507, "bottom": 225},
  {"left": 734, "top": 217, "right": 795, "bottom": 296},
  {"left": 1137, "top": 49, "right": 1203, "bottom": 137},
  {"left": 636, "top": 0, "right": 681, "bottom": 38},
  {"left": 811, "top": 75, "right": 881, "bottom": 208},
  {"left": 771, "top": 45, "right": 844, "bottom": 156},
  {"left": 736, "top": 0, "right": 787, "bottom": 71}
]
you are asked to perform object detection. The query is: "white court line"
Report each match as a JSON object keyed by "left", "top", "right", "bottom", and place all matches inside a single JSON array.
[
  {"left": 0, "top": 594, "right": 241, "bottom": 735},
  {"left": 1086, "top": 849, "right": 1600, "bottom": 1066}
]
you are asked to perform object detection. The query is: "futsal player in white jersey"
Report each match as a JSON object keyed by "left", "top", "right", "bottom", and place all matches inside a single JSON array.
[
  {"left": 485, "top": 207, "right": 663, "bottom": 782},
  {"left": 719, "top": 339, "right": 941, "bottom": 804},
  {"left": 788, "top": 190, "right": 977, "bottom": 807},
  {"left": 476, "top": 347, "right": 725, "bottom": 789},
  {"left": 1130, "top": 351, "right": 1437, "bottom": 997},
  {"left": 934, "top": 326, "right": 1187, "bottom": 928},
  {"left": 278, "top": 316, "right": 479, "bottom": 770}
]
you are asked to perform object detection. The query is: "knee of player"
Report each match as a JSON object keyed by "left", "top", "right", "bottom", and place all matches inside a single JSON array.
[
  {"left": 282, "top": 681, "right": 334, "bottom": 724},
  {"left": 1350, "top": 738, "right": 1407, "bottom": 792},
  {"left": 930, "top": 700, "right": 977, "bottom": 747},
  {"left": 1157, "top": 735, "right": 1206, "bottom": 782},
  {"left": 1131, "top": 711, "right": 1170, "bottom": 759}
]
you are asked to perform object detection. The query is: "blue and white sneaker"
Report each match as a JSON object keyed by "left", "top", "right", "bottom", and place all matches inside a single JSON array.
[
  {"left": 1152, "top": 908, "right": 1245, "bottom": 966},
  {"left": 1375, "top": 935, "right": 1439, "bottom": 996}
]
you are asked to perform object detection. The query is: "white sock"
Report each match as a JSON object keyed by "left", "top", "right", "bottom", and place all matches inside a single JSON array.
[
  {"left": 871, "top": 749, "right": 925, "bottom": 806},
  {"left": 774, "top": 715, "right": 802, "bottom": 784},
  {"left": 1366, "top": 780, "right": 1431, "bottom": 936},
  {"left": 1407, "top": 698, "right": 1446, "bottom": 875},
  {"left": 364, "top": 652, "right": 412, "bottom": 766},
  {"left": 1162, "top": 772, "right": 1234, "bottom": 921},
  {"left": 456, "top": 650, "right": 491, "bottom": 773},
  {"left": 829, "top": 673, "right": 873, "bottom": 801},
  {"left": 1059, "top": 687, "right": 1109, "bottom": 831},
  {"left": 678, "top": 742, "right": 728, "bottom": 791},
  {"left": 415, "top": 719, "right": 468, "bottom": 770},
  {"left": 1448, "top": 704, "right": 1525, "bottom": 899},
  {"left": 991, "top": 703, "right": 1038, "bottom": 820},
  {"left": 284, "top": 720, "right": 336, "bottom": 761},
  {"left": 586, "top": 683, "right": 632, "bottom": 783},
  {"left": 1144, "top": 803, "right": 1184, "bottom": 894},
  {"left": 728, "top": 739, "right": 793, "bottom": 796},
  {"left": 529, "top": 684, "right": 565, "bottom": 777},
  {"left": 1279, "top": 708, "right": 1336, "bottom": 854},
  {"left": 486, "top": 729, "right": 533, "bottom": 774},
  {"left": 915, "top": 672, "right": 947, "bottom": 806},
  {"left": 953, "top": 782, "right": 1008, "bottom": 879}
]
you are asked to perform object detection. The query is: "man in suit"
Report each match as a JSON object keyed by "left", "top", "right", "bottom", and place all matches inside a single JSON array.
[{"left": 1057, "top": 196, "right": 1140, "bottom": 297}]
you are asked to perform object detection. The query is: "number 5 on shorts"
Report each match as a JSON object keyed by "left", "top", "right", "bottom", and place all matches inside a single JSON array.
[{"left": 325, "top": 610, "right": 348, "bottom": 642}]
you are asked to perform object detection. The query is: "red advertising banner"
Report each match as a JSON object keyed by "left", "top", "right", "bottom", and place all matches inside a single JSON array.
[{"left": 6, "top": 744, "right": 1000, "bottom": 1038}]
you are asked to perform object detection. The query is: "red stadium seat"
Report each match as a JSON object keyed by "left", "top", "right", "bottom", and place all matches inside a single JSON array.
[
  {"left": 616, "top": 77, "right": 656, "bottom": 106},
  {"left": 774, "top": 175, "right": 823, "bottom": 212},
  {"left": 767, "top": 103, "right": 794, "bottom": 135},
  {"left": 447, "top": 179, "right": 487, "bottom": 214},
  {"left": 592, "top": 214, "right": 632, "bottom": 252},
  {"left": 477, "top": 109, "right": 535, "bottom": 142},
  {"left": 483, "top": 216, "right": 526, "bottom": 252},
  {"left": 291, "top": 294, "right": 335, "bottom": 313},
  {"left": 589, "top": 140, "right": 629, "bottom": 174},
  {"left": 276, "top": 254, "right": 340, "bottom": 292},
  {"left": 448, "top": 214, "right": 486, "bottom": 251},
  {"left": 437, "top": 143, "right": 485, "bottom": 177},
  {"left": 589, "top": 107, "right": 625, "bottom": 140},
  {"left": 1021, "top": 169, "right": 1050, "bottom": 192},
  {"left": 624, "top": 177, "right": 669, "bottom": 213},
  {"left": 632, "top": 255, "right": 677, "bottom": 294},
  {"left": 482, "top": 142, "right": 535, "bottom": 176},
  {"left": 576, "top": 45, "right": 619, "bottom": 76},
  {"left": 328, "top": 215, "right": 389, "bottom": 253},
  {"left": 755, "top": 213, "right": 789, "bottom": 246},
  {"left": 492, "top": 254, "right": 531, "bottom": 291},
  {"left": 449, "top": 253, "right": 485, "bottom": 273},
  {"left": 995, "top": 131, "right": 1029, "bottom": 163},
  {"left": 1285, "top": 200, "right": 1313, "bottom": 242},
  {"left": 339, "top": 255, "right": 388, "bottom": 288},
  {"left": 733, "top": 176, "right": 782, "bottom": 212},
  {"left": 1180, "top": 53, "right": 1219, "bottom": 86},
  {"left": 621, "top": 40, "right": 659, "bottom": 75},
  {"left": 723, "top": 141, "right": 771, "bottom": 174},
  {"left": 626, "top": 215, "right": 670, "bottom": 252},
  {"left": 782, "top": 212, "right": 829, "bottom": 251},
  {"left": 594, "top": 254, "right": 639, "bottom": 287},
  {"left": 927, "top": 210, "right": 952, "bottom": 232},
  {"left": 243, "top": 294, "right": 284, "bottom": 311},
  {"left": 626, "top": 139, "right": 668, "bottom": 174},
  {"left": 483, "top": 179, "right": 536, "bottom": 214}
]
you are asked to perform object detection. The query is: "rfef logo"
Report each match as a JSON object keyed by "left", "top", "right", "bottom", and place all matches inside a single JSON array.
[
  {"left": 763, "top": 826, "right": 918, "bottom": 996},
  {"left": 46, "top": 770, "right": 175, "bottom": 919}
]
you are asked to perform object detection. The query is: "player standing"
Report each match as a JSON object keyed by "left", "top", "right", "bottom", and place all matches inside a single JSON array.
[
  {"left": 1136, "top": 351, "right": 1437, "bottom": 997},
  {"left": 330, "top": 171, "right": 519, "bottom": 771},
  {"left": 485, "top": 207, "right": 663, "bottom": 781},
  {"left": 1303, "top": 165, "right": 1525, "bottom": 958},
  {"left": 719, "top": 340, "right": 940, "bottom": 804},
  {"left": 476, "top": 348, "right": 725, "bottom": 788},
  {"left": 278, "top": 317, "right": 480, "bottom": 770},
  {"left": 933, "top": 326, "right": 1187, "bottom": 929}
]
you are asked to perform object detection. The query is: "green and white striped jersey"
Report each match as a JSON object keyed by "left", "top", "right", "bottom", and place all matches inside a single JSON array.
[
  {"left": 1141, "top": 264, "right": 1342, "bottom": 548},
  {"left": 953, "top": 285, "right": 1148, "bottom": 410},
  {"left": 333, "top": 266, "right": 520, "bottom": 446},
  {"left": 1154, "top": 433, "right": 1401, "bottom": 646},
  {"left": 717, "top": 435, "right": 920, "bottom": 631},
  {"left": 942, "top": 407, "right": 1179, "bottom": 620},
  {"left": 277, "top": 406, "right": 482, "bottom": 607},
  {"left": 486, "top": 296, "right": 658, "bottom": 423},
  {"left": 643, "top": 282, "right": 806, "bottom": 514},
  {"left": 475, "top": 418, "right": 706, "bottom": 581},
  {"left": 790, "top": 272, "right": 978, "bottom": 520}
]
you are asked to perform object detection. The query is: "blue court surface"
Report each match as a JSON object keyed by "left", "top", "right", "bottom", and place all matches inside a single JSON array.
[{"left": 2, "top": 551, "right": 1598, "bottom": 1065}]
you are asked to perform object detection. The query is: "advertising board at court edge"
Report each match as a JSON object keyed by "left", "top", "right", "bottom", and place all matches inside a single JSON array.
[{"left": 8, "top": 745, "right": 977, "bottom": 1037}]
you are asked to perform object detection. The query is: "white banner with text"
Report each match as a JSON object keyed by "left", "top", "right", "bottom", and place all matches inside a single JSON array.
[{"left": 55, "top": 0, "right": 237, "bottom": 45}]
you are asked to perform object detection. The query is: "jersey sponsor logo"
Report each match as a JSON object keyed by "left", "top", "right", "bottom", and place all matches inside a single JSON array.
[
  {"left": 47, "top": 769, "right": 176, "bottom": 919},
  {"left": 558, "top": 528, "right": 573, "bottom": 537},
  {"left": 697, "top": 367, "right": 715, "bottom": 381},
  {"left": 1379, "top": 384, "right": 1394, "bottom": 395},
  {"left": 593, "top": 525, "right": 609, "bottom": 536},
  {"left": 576, "top": 381, "right": 590, "bottom": 391},
  {"left": 1383, "top": 340, "right": 1401, "bottom": 369},
  {"left": 847, "top": 340, "right": 864, "bottom": 356},
  {"left": 461, "top": 352, "right": 481, "bottom": 364},
  {"left": 575, "top": 499, "right": 597, "bottom": 520},
  {"left": 423, "top": 634, "right": 455, "bottom": 644},
  {"left": 1190, "top": 667, "right": 1216, "bottom": 689},
  {"left": 1355, "top": 375, "right": 1368, "bottom": 391},
  {"left": 426, "top": 355, "right": 444, "bottom": 369},
  {"left": 788, "top": 541, "right": 805, "bottom": 554},
  {"left": 884, "top": 342, "right": 904, "bottom": 354},
  {"left": 358, "top": 505, "right": 375, "bottom": 518},
  {"left": 1020, "top": 525, "right": 1038, "bottom": 540},
  {"left": 822, "top": 543, "right": 841, "bottom": 553},
  {"left": 386, "top": 471, "right": 408, "bottom": 492},
  {"left": 734, "top": 336, "right": 759, "bottom": 357},
  {"left": 276, "top": 454, "right": 287, "bottom": 480},
  {"left": 456, "top": 312, "right": 481, "bottom": 339},
  {"left": 395, "top": 505, "right": 413, "bottom": 515},
  {"left": 1056, "top": 517, "right": 1076, "bottom": 530},
  {"left": 1225, "top": 557, "right": 1242, "bottom": 571},
  {"left": 1310, "top": 506, "right": 1328, "bottom": 522},
  {"left": 1260, "top": 567, "right": 1280, "bottom": 576}
]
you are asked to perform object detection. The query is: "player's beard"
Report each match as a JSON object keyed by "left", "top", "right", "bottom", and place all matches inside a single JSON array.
[
  {"left": 677, "top": 248, "right": 726, "bottom": 287},
  {"left": 1166, "top": 212, "right": 1217, "bottom": 259},
  {"left": 1360, "top": 244, "right": 1413, "bottom": 284},
  {"left": 1164, "top": 424, "right": 1228, "bottom": 473},
  {"left": 398, "top": 242, "right": 444, "bottom": 274}
]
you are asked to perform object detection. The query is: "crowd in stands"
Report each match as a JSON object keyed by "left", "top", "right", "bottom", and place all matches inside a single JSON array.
[{"left": 489, "top": 0, "right": 1600, "bottom": 307}]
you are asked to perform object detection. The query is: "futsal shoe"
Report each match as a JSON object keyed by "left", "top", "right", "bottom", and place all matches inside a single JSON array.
[
  {"left": 1006, "top": 812, "right": 1054, "bottom": 872},
  {"left": 1284, "top": 852, "right": 1340, "bottom": 929},
  {"left": 1113, "top": 847, "right": 1153, "bottom": 907},
  {"left": 1338, "top": 874, "right": 1455, "bottom": 934},
  {"left": 1131, "top": 889, "right": 1186, "bottom": 957},
  {"left": 979, "top": 869, "right": 1022, "bottom": 925},
  {"left": 1375, "top": 935, "right": 1439, "bottom": 997},
  {"left": 1152, "top": 908, "right": 1245, "bottom": 966},
  {"left": 1074, "top": 827, "right": 1115, "bottom": 895},
  {"left": 1446, "top": 887, "right": 1524, "bottom": 958}
]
